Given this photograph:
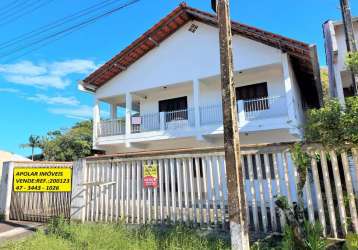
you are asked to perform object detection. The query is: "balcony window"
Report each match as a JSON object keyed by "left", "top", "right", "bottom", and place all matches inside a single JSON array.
[
  {"left": 159, "top": 96, "right": 188, "bottom": 122},
  {"left": 236, "top": 82, "right": 269, "bottom": 111}
]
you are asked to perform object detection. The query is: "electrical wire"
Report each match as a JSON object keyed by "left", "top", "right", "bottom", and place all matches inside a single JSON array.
[
  {"left": 0, "top": 0, "right": 122, "bottom": 50},
  {"left": 0, "top": 0, "right": 55, "bottom": 27},
  {"left": 0, "top": 0, "right": 141, "bottom": 61},
  {"left": 0, "top": 0, "right": 33, "bottom": 18}
]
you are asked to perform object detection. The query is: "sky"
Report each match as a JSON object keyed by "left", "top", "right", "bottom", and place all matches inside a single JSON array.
[{"left": 0, "top": 0, "right": 357, "bottom": 156}]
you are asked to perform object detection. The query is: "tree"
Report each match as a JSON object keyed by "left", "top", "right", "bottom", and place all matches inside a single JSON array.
[
  {"left": 320, "top": 68, "right": 329, "bottom": 100},
  {"left": 40, "top": 121, "right": 93, "bottom": 161},
  {"left": 20, "top": 135, "right": 41, "bottom": 160},
  {"left": 346, "top": 51, "right": 358, "bottom": 74},
  {"left": 304, "top": 96, "right": 358, "bottom": 148}
]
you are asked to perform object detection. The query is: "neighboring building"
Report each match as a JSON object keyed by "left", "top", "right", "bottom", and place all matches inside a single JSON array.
[
  {"left": 0, "top": 150, "right": 31, "bottom": 186},
  {"left": 323, "top": 18, "right": 358, "bottom": 103},
  {"left": 80, "top": 4, "right": 322, "bottom": 154}
]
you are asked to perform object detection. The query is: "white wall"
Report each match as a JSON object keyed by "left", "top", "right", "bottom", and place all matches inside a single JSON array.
[
  {"left": 287, "top": 58, "right": 305, "bottom": 126},
  {"left": 138, "top": 65, "right": 287, "bottom": 115},
  {"left": 334, "top": 22, "right": 358, "bottom": 73},
  {"left": 95, "top": 21, "right": 282, "bottom": 99},
  {"left": 140, "top": 83, "right": 194, "bottom": 115}
]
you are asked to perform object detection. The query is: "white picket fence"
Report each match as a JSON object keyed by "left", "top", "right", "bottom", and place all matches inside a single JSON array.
[{"left": 75, "top": 145, "right": 358, "bottom": 238}]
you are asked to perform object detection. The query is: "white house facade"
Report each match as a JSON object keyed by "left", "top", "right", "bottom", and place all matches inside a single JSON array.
[
  {"left": 80, "top": 4, "right": 322, "bottom": 154},
  {"left": 323, "top": 18, "right": 358, "bottom": 103}
]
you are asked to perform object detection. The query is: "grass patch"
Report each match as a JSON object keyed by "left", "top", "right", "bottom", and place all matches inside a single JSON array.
[{"left": 1, "top": 218, "right": 230, "bottom": 250}]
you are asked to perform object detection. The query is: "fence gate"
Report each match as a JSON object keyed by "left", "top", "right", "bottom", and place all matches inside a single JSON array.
[{"left": 8, "top": 162, "right": 73, "bottom": 222}]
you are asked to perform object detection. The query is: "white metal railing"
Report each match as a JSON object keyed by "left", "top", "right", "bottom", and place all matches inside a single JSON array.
[
  {"left": 199, "top": 96, "right": 287, "bottom": 125},
  {"left": 98, "top": 119, "right": 125, "bottom": 137},
  {"left": 98, "top": 96, "right": 287, "bottom": 136},
  {"left": 164, "top": 108, "right": 195, "bottom": 130},
  {"left": 130, "top": 109, "right": 195, "bottom": 133},
  {"left": 243, "top": 96, "right": 287, "bottom": 120},
  {"left": 200, "top": 104, "right": 223, "bottom": 125},
  {"left": 131, "top": 113, "right": 160, "bottom": 133}
]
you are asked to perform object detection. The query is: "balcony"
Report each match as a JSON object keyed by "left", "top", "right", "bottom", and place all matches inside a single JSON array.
[{"left": 96, "top": 96, "right": 288, "bottom": 138}]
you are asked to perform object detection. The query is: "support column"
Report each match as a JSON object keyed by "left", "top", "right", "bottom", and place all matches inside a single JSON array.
[
  {"left": 110, "top": 104, "right": 117, "bottom": 120},
  {"left": 282, "top": 53, "right": 298, "bottom": 128},
  {"left": 93, "top": 99, "right": 100, "bottom": 144},
  {"left": 193, "top": 79, "right": 202, "bottom": 139},
  {"left": 237, "top": 100, "right": 246, "bottom": 125},
  {"left": 125, "top": 92, "right": 132, "bottom": 137}
]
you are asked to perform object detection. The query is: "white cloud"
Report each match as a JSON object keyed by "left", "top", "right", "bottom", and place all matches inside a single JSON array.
[
  {"left": 5, "top": 75, "right": 70, "bottom": 89},
  {"left": 48, "top": 105, "right": 93, "bottom": 119},
  {"left": 0, "top": 87, "right": 20, "bottom": 93},
  {"left": 0, "top": 61, "right": 46, "bottom": 76},
  {"left": 27, "top": 94, "right": 80, "bottom": 106},
  {"left": 49, "top": 59, "right": 97, "bottom": 76},
  {"left": 0, "top": 59, "right": 98, "bottom": 89}
]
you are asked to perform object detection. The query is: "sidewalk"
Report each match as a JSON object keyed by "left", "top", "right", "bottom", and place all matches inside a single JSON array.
[{"left": 0, "top": 221, "right": 43, "bottom": 244}]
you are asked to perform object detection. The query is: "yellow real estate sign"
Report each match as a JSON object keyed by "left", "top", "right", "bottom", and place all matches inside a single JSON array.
[{"left": 13, "top": 167, "right": 72, "bottom": 192}]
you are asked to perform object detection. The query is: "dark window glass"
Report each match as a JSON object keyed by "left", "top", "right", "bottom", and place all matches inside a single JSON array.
[
  {"left": 159, "top": 96, "right": 188, "bottom": 121},
  {"left": 236, "top": 82, "right": 269, "bottom": 111}
]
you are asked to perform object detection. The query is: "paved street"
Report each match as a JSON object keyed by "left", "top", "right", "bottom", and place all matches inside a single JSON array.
[{"left": 0, "top": 221, "right": 42, "bottom": 245}]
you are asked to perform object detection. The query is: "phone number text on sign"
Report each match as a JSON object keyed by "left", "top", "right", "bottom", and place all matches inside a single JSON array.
[{"left": 13, "top": 167, "right": 72, "bottom": 192}]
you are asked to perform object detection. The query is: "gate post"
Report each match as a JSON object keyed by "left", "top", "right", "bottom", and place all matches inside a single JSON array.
[
  {"left": 81, "top": 159, "right": 87, "bottom": 223},
  {"left": 0, "top": 162, "right": 14, "bottom": 221},
  {"left": 70, "top": 159, "right": 86, "bottom": 222}
]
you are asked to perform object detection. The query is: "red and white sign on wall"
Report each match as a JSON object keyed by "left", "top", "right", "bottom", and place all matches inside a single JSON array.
[{"left": 143, "top": 163, "right": 158, "bottom": 188}]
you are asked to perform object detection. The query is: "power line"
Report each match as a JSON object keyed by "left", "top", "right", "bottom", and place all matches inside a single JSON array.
[
  {"left": 0, "top": 0, "right": 30, "bottom": 18},
  {"left": 3, "top": 20, "right": 96, "bottom": 63},
  {"left": 0, "top": 0, "right": 21, "bottom": 13},
  {"left": 0, "top": 0, "right": 121, "bottom": 50},
  {"left": 0, "top": 0, "right": 55, "bottom": 27},
  {"left": 0, "top": 0, "right": 141, "bottom": 61}
]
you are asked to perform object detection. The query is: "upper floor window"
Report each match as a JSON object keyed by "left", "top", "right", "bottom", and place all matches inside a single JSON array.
[
  {"left": 159, "top": 96, "right": 188, "bottom": 121},
  {"left": 236, "top": 82, "right": 269, "bottom": 111}
]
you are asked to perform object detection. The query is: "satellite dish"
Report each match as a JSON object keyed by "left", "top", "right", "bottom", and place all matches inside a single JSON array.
[{"left": 211, "top": 0, "right": 217, "bottom": 12}]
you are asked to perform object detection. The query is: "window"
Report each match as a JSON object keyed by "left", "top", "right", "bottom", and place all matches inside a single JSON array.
[
  {"left": 236, "top": 82, "right": 269, "bottom": 111},
  {"left": 159, "top": 96, "right": 188, "bottom": 121}
]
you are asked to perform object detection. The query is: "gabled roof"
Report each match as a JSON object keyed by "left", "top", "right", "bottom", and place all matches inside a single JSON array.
[{"left": 81, "top": 3, "right": 322, "bottom": 107}]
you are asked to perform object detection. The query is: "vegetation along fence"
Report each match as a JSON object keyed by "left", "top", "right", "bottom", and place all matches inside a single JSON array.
[{"left": 74, "top": 145, "right": 358, "bottom": 239}]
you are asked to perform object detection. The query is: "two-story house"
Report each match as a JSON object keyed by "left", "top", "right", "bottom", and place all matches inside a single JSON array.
[
  {"left": 80, "top": 4, "right": 322, "bottom": 154},
  {"left": 323, "top": 18, "right": 358, "bottom": 104}
]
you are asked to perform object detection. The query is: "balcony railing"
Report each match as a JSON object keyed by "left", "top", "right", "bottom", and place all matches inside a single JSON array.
[
  {"left": 98, "top": 119, "right": 125, "bottom": 137},
  {"left": 131, "top": 113, "right": 160, "bottom": 133},
  {"left": 164, "top": 108, "right": 195, "bottom": 130},
  {"left": 199, "top": 96, "right": 287, "bottom": 125},
  {"left": 131, "top": 108, "right": 195, "bottom": 133},
  {"left": 97, "top": 96, "right": 287, "bottom": 137},
  {"left": 243, "top": 96, "right": 287, "bottom": 120}
]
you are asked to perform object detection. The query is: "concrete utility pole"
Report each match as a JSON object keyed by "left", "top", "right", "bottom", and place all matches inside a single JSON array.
[
  {"left": 212, "top": 0, "right": 250, "bottom": 249},
  {"left": 340, "top": 0, "right": 358, "bottom": 95}
]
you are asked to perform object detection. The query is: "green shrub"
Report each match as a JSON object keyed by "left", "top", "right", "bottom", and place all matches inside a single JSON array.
[{"left": 344, "top": 233, "right": 358, "bottom": 250}]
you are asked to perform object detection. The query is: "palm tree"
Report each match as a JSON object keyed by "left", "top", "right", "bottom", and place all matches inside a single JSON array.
[{"left": 21, "top": 135, "right": 41, "bottom": 160}]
